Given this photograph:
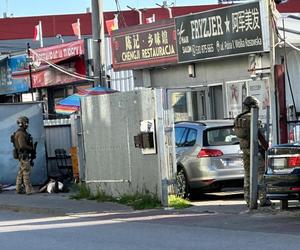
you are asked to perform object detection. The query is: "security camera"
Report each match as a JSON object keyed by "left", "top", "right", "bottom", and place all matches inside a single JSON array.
[
  {"left": 188, "top": 64, "right": 196, "bottom": 78},
  {"left": 250, "top": 73, "right": 257, "bottom": 81}
]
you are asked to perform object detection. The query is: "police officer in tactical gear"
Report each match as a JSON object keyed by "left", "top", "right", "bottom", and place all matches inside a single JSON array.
[
  {"left": 13, "top": 116, "right": 34, "bottom": 195},
  {"left": 234, "top": 96, "right": 271, "bottom": 207}
]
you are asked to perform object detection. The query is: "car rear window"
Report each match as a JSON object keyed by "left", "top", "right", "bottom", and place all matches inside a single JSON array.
[
  {"left": 203, "top": 126, "right": 239, "bottom": 146},
  {"left": 175, "top": 127, "right": 197, "bottom": 147}
]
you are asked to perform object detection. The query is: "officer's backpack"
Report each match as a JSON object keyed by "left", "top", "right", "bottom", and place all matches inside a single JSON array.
[{"left": 10, "top": 132, "right": 19, "bottom": 159}]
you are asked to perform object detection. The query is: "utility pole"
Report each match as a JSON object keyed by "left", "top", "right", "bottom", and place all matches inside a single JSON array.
[
  {"left": 268, "top": 0, "right": 278, "bottom": 144},
  {"left": 91, "top": 0, "right": 106, "bottom": 87}
]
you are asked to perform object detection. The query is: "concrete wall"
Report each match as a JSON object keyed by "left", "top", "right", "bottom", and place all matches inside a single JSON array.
[
  {"left": 81, "top": 89, "right": 167, "bottom": 202},
  {"left": 138, "top": 55, "right": 250, "bottom": 88}
]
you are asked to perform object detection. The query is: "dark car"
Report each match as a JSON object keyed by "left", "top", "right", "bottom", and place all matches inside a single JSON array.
[{"left": 265, "top": 143, "right": 300, "bottom": 202}]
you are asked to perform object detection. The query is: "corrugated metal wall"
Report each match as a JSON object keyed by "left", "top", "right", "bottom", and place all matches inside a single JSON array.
[
  {"left": 80, "top": 89, "right": 167, "bottom": 202},
  {"left": 105, "top": 37, "right": 135, "bottom": 92},
  {"left": 43, "top": 119, "right": 72, "bottom": 176}
]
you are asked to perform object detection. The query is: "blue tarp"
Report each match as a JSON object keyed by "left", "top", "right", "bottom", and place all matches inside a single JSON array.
[
  {"left": 59, "top": 94, "right": 82, "bottom": 107},
  {"left": 58, "top": 86, "right": 117, "bottom": 107},
  {"left": 0, "top": 102, "right": 47, "bottom": 185}
]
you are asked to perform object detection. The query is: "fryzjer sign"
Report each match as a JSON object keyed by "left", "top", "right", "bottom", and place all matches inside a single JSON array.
[
  {"left": 111, "top": 19, "right": 177, "bottom": 71},
  {"left": 175, "top": 1, "right": 265, "bottom": 63}
]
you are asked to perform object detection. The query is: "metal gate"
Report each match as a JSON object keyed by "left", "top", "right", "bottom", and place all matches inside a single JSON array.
[{"left": 79, "top": 88, "right": 177, "bottom": 206}]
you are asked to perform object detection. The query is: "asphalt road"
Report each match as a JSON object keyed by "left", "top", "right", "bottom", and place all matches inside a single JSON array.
[
  {"left": 1, "top": 188, "right": 300, "bottom": 250},
  {"left": 1, "top": 208, "right": 300, "bottom": 250}
]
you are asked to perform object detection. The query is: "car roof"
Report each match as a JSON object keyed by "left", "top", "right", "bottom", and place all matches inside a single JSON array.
[{"left": 175, "top": 119, "right": 234, "bottom": 129}]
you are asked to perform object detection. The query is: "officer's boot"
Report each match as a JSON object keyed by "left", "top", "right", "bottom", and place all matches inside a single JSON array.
[
  {"left": 259, "top": 187, "right": 272, "bottom": 207},
  {"left": 25, "top": 183, "right": 34, "bottom": 195},
  {"left": 16, "top": 176, "right": 24, "bottom": 194}
]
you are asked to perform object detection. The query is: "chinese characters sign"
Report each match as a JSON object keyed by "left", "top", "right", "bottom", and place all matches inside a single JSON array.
[
  {"left": 111, "top": 19, "right": 177, "bottom": 71},
  {"left": 175, "top": 1, "right": 265, "bottom": 63}
]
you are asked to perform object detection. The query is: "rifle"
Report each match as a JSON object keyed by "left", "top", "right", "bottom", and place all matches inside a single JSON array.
[
  {"left": 28, "top": 133, "right": 38, "bottom": 166},
  {"left": 30, "top": 142, "right": 38, "bottom": 166}
]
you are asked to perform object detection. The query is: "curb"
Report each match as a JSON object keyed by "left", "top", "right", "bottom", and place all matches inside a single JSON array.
[{"left": 0, "top": 204, "right": 66, "bottom": 216}]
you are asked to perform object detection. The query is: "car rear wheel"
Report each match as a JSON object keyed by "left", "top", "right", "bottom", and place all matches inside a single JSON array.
[{"left": 176, "top": 169, "right": 190, "bottom": 199}]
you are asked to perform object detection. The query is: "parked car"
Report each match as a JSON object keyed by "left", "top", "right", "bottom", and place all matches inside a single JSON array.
[
  {"left": 175, "top": 120, "right": 244, "bottom": 198},
  {"left": 265, "top": 143, "right": 300, "bottom": 202}
]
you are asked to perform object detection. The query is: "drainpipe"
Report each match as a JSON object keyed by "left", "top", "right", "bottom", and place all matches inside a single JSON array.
[
  {"left": 127, "top": 6, "right": 143, "bottom": 24},
  {"left": 166, "top": 7, "right": 172, "bottom": 18},
  {"left": 156, "top": 3, "right": 172, "bottom": 18}
]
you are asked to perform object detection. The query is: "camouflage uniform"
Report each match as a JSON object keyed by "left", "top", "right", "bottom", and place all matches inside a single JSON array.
[
  {"left": 234, "top": 96, "right": 270, "bottom": 207},
  {"left": 14, "top": 117, "right": 33, "bottom": 194}
]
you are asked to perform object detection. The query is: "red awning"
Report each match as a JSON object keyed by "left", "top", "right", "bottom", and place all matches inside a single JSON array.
[{"left": 30, "top": 40, "right": 84, "bottom": 64}]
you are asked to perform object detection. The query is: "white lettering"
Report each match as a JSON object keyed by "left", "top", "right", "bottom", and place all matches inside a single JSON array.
[{"left": 190, "top": 15, "right": 223, "bottom": 40}]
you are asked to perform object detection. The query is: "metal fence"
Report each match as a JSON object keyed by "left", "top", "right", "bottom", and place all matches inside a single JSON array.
[{"left": 43, "top": 118, "right": 72, "bottom": 176}]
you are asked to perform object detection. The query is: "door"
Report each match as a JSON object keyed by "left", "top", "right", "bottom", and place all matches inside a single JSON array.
[
  {"left": 166, "top": 87, "right": 209, "bottom": 122},
  {"left": 209, "top": 85, "right": 224, "bottom": 119},
  {"left": 192, "top": 88, "right": 208, "bottom": 120}
]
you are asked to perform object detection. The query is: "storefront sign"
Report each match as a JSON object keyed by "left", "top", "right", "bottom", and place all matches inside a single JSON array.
[
  {"left": 31, "top": 40, "right": 84, "bottom": 64},
  {"left": 111, "top": 19, "right": 177, "bottom": 71},
  {"left": 175, "top": 1, "right": 265, "bottom": 63},
  {"left": 7, "top": 53, "right": 82, "bottom": 90},
  {"left": 28, "top": 40, "right": 86, "bottom": 88},
  {"left": 0, "top": 55, "right": 29, "bottom": 95}
]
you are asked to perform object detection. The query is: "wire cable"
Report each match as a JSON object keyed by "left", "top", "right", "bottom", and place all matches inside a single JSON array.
[{"left": 29, "top": 48, "right": 95, "bottom": 82}]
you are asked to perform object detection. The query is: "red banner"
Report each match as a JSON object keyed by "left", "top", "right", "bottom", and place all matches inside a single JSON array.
[{"left": 31, "top": 40, "right": 84, "bottom": 64}]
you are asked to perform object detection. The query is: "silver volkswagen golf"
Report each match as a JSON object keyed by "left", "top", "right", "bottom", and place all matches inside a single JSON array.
[{"left": 175, "top": 120, "right": 244, "bottom": 198}]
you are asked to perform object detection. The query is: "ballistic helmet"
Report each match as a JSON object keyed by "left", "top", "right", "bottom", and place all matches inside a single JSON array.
[
  {"left": 243, "top": 96, "right": 259, "bottom": 110},
  {"left": 17, "top": 116, "right": 29, "bottom": 126}
]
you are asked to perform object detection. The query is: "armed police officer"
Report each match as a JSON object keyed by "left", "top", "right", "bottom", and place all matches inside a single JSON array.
[
  {"left": 234, "top": 96, "right": 271, "bottom": 207},
  {"left": 13, "top": 116, "right": 36, "bottom": 195}
]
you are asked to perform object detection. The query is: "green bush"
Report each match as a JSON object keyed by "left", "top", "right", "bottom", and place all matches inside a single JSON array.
[
  {"left": 118, "top": 193, "right": 161, "bottom": 210},
  {"left": 168, "top": 195, "right": 192, "bottom": 209}
]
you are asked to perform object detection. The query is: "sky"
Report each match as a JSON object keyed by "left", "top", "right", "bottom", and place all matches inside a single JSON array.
[{"left": 1, "top": 0, "right": 218, "bottom": 17}]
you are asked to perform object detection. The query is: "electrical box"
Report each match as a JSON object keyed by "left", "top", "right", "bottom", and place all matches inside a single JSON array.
[{"left": 133, "top": 119, "right": 156, "bottom": 155}]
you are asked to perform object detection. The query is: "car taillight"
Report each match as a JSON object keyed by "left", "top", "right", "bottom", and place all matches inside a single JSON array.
[
  {"left": 288, "top": 155, "right": 300, "bottom": 167},
  {"left": 197, "top": 148, "right": 223, "bottom": 158}
]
